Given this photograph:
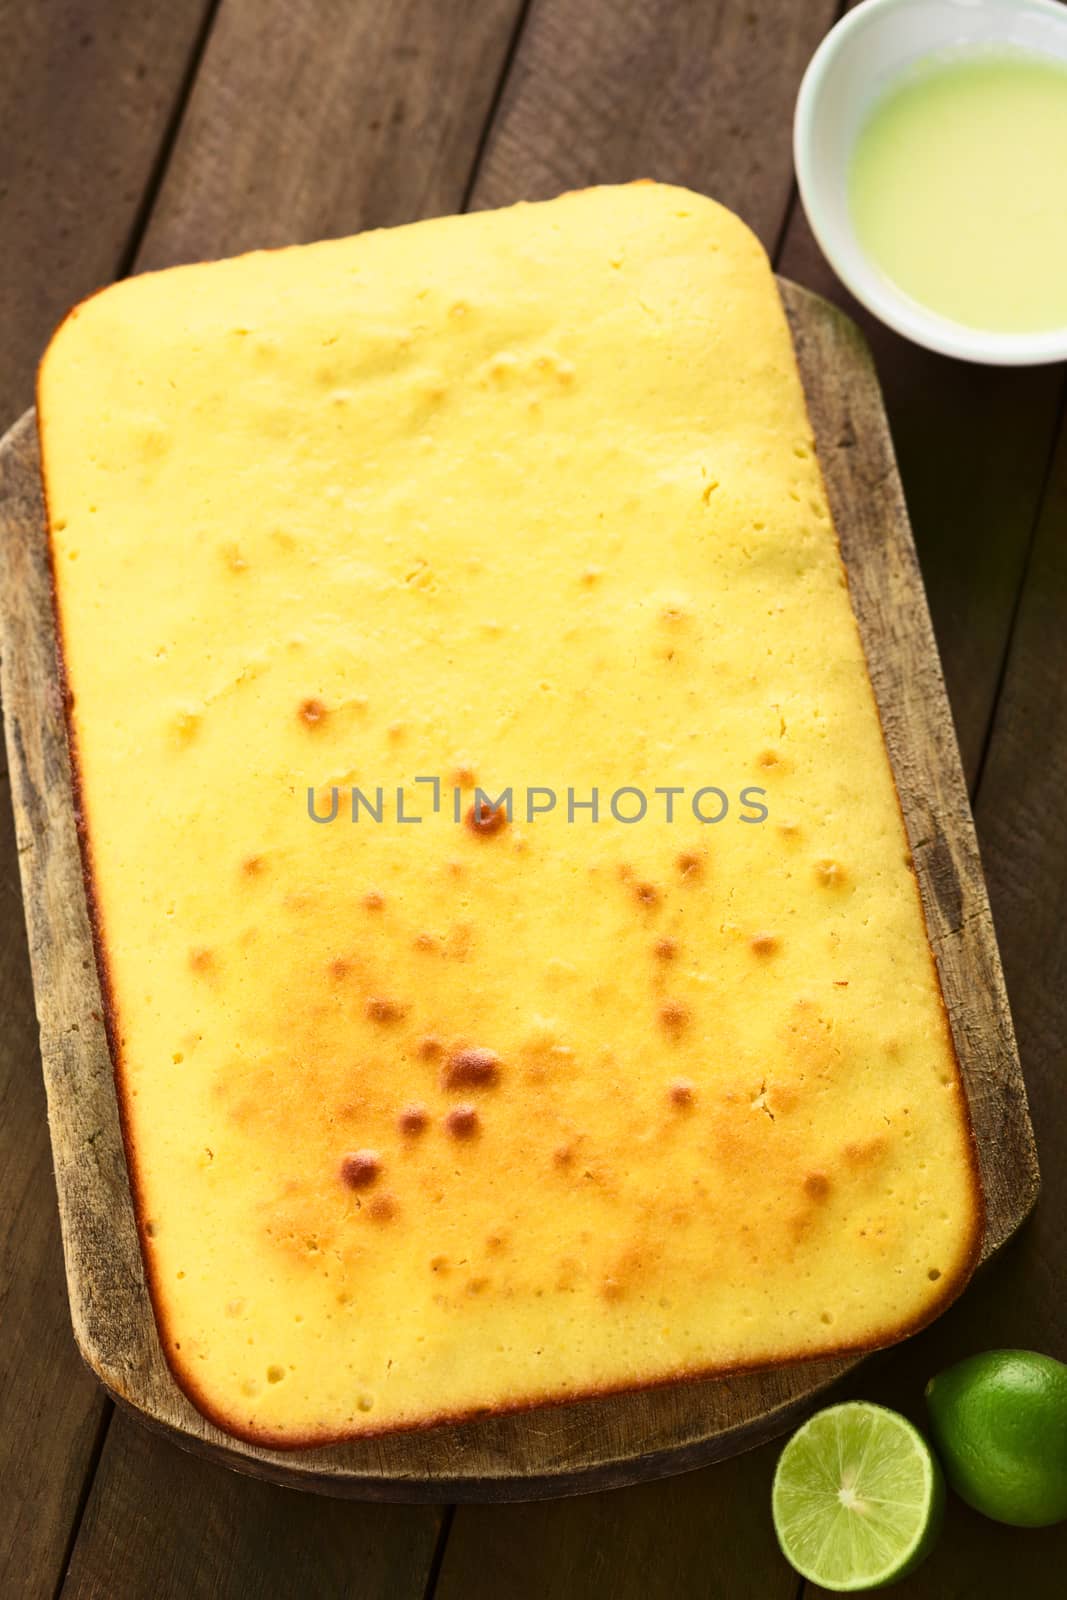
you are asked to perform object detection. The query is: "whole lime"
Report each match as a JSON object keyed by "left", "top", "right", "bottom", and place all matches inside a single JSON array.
[{"left": 925, "top": 1349, "right": 1067, "bottom": 1527}]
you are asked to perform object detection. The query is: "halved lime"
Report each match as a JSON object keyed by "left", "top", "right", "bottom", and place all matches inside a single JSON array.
[{"left": 772, "top": 1401, "right": 944, "bottom": 1591}]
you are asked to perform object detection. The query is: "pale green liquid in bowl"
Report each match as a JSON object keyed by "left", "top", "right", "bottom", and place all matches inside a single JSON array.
[{"left": 850, "top": 51, "right": 1067, "bottom": 333}]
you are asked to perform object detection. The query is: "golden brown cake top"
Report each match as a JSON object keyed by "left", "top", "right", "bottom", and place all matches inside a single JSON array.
[{"left": 38, "top": 182, "right": 981, "bottom": 1445}]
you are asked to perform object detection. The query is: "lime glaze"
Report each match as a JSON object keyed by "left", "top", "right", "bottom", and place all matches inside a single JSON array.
[{"left": 850, "top": 50, "right": 1067, "bottom": 333}]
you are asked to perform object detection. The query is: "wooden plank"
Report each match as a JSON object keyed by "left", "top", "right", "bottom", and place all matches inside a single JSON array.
[
  {"left": 777, "top": 187, "right": 1062, "bottom": 792},
  {"left": 30, "top": 0, "right": 517, "bottom": 1593},
  {"left": 435, "top": 1442, "right": 796, "bottom": 1600},
  {"left": 0, "top": 0, "right": 214, "bottom": 428},
  {"left": 782, "top": 128, "right": 1061, "bottom": 1600},
  {"left": 4, "top": 0, "right": 1049, "bottom": 1585},
  {"left": 0, "top": 5, "right": 216, "bottom": 1597},
  {"left": 135, "top": 0, "right": 526, "bottom": 270},
  {"left": 62, "top": 1411, "right": 443, "bottom": 1600},
  {"left": 439, "top": 0, "right": 984, "bottom": 1586},
  {"left": 471, "top": 0, "right": 837, "bottom": 252},
  {"left": 808, "top": 414, "right": 1067, "bottom": 1600},
  {"left": 1, "top": 276, "right": 1034, "bottom": 1505},
  {"left": 744, "top": 12, "right": 1062, "bottom": 1593},
  {"left": 0, "top": 762, "right": 108, "bottom": 1600}
]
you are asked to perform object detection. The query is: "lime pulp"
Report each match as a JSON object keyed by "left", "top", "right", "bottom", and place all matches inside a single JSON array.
[{"left": 772, "top": 1401, "right": 944, "bottom": 1591}]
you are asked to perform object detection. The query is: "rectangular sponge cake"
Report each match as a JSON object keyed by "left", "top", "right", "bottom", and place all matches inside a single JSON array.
[{"left": 38, "top": 183, "right": 982, "bottom": 1446}]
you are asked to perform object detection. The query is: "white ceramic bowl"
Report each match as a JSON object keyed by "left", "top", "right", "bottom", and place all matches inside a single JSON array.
[{"left": 794, "top": 0, "right": 1067, "bottom": 365}]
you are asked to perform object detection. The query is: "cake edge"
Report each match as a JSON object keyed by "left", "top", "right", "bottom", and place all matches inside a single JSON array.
[{"left": 34, "top": 185, "right": 986, "bottom": 1450}]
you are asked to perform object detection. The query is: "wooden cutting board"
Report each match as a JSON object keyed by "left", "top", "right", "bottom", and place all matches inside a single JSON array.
[{"left": 0, "top": 280, "right": 1038, "bottom": 1502}]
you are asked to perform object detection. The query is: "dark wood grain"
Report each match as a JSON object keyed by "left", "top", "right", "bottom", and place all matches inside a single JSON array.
[
  {"left": 448, "top": 0, "right": 1041, "bottom": 1586},
  {"left": 0, "top": 5, "right": 217, "bottom": 1596},
  {"left": 471, "top": 0, "right": 837, "bottom": 251},
  {"left": 0, "top": 761, "right": 107, "bottom": 1599},
  {"left": 0, "top": 281, "right": 1035, "bottom": 1511},
  {"left": 435, "top": 1444, "right": 796, "bottom": 1600},
  {"left": 10, "top": 2, "right": 520, "bottom": 1593},
  {"left": 62, "top": 1412, "right": 443, "bottom": 1600},
  {"left": 776, "top": 21, "right": 1067, "bottom": 1590},
  {"left": 459, "top": 5, "right": 836, "bottom": 1587},
  {"left": 0, "top": 0, "right": 214, "bottom": 429},
  {"left": 783, "top": 293, "right": 1038, "bottom": 1260},
  {"left": 807, "top": 412, "right": 1067, "bottom": 1600},
  {"left": 2, "top": 0, "right": 1058, "bottom": 1590},
  {"left": 135, "top": 0, "right": 526, "bottom": 271}
]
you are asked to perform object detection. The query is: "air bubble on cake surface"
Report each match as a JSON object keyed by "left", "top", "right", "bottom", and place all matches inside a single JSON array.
[
  {"left": 658, "top": 593, "right": 692, "bottom": 625},
  {"left": 485, "top": 351, "right": 518, "bottom": 381},
  {"left": 449, "top": 760, "right": 477, "bottom": 788},
  {"left": 814, "top": 858, "right": 847, "bottom": 888},
  {"left": 465, "top": 799, "right": 508, "bottom": 837},
  {"left": 297, "top": 697, "right": 327, "bottom": 728},
  {"left": 398, "top": 1105, "right": 429, "bottom": 1136},
  {"left": 170, "top": 709, "right": 201, "bottom": 746},
  {"left": 366, "top": 996, "right": 406, "bottom": 1023},
  {"left": 658, "top": 1000, "right": 690, "bottom": 1036},
  {"left": 340, "top": 1150, "right": 381, "bottom": 1189},
  {"left": 442, "top": 1047, "right": 501, "bottom": 1091},
  {"left": 222, "top": 541, "right": 248, "bottom": 574},
  {"left": 444, "top": 1105, "right": 479, "bottom": 1140}
]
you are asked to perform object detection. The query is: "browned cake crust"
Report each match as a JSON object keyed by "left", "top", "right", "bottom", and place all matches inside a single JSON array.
[{"left": 37, "top": 184, "right": 982, "bottom": 1446}]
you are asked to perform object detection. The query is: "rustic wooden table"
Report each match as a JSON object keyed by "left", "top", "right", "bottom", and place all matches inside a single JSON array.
[{"left": 1, "top": 2, "right": 1064, "bottom": 1595}]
